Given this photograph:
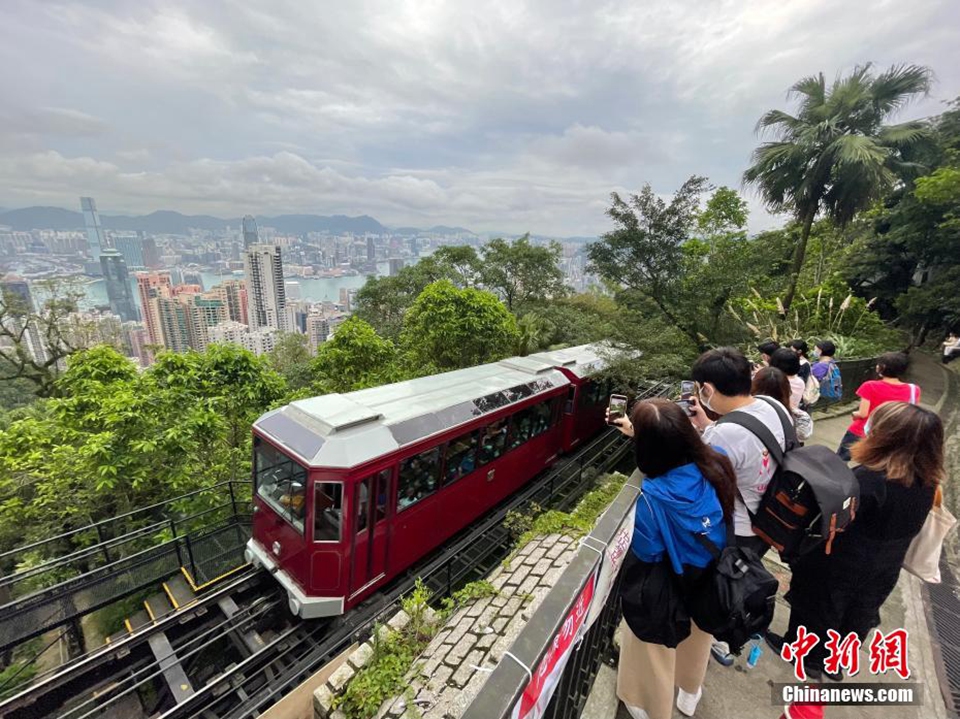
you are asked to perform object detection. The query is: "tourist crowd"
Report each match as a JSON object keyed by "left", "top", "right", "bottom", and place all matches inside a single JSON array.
[{"left": 608, "top": 341, "right": 948, "bottom": 719}]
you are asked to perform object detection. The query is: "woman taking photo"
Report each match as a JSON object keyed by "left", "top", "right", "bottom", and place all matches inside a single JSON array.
[
  {"left": 768, "top": 402, "right": 942, "bottom": 680},
  {"left": 609, "top": 399, "right": 737, "bottom": 719},
  {"left": 837, "top": 351, "right": 920, "bottom": 460}
]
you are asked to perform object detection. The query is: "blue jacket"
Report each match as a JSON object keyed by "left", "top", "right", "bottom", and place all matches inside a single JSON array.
[{"left": 631, "top": 462, "right": 726, "bottom": 574}]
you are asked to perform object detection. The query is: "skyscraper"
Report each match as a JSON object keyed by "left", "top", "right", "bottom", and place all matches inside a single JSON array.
[
  {"left": 155, "top": 297, "right": 191, "bottom": 353},
  {"left": 389, "top": 258, "right": 405, "bottom": 276},
  {"left": 366, "top": 237, "right": 376, "bottom": 262},
  {"left": 0, "top": 274, "right": 47, "bottom": 364},
  {"left": 99, "top": 250, "right": 139, "bottom": 322},
  {"left": 306, "top": 313, "right": 330, "bottom": 353},
  {"left": 141, "top": 233, "right": 161, "bottom": 268},
  {"left": 112, "top": 235, "right": 145, "bottom": 269},
  {"left": 242, "top": 215, "right": 259, "bottom": 248},
  {"left": 244, "top": 244, "right": 287, "bottom": 332},
  {"left": 80, "top": 197, "right": 108, "bottom": 260},
  {"left": 135, "top": 271, "right": 174, "bottom": 346},
  {"left": 213, "top": 280, "right": 248, "bottom": 325}
]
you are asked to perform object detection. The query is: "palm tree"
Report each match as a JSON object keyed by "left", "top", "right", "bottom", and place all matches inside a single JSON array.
[{"left": 744, "top": 63, "right": 933, "bottom": 311}]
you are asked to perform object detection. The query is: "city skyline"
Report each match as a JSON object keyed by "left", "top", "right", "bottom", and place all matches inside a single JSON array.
[{"left": 1, "top": 1, "right": 957, "bottom": 237}]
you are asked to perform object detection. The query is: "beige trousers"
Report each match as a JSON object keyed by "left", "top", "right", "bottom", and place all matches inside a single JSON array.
[{"left": 616, "top": 620, "right": 713, "bottom": 719}]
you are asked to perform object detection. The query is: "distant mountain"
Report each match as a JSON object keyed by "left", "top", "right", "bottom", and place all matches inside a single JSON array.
[
  {"left": 427, "top": 225, "right": 476, "bottom": 235},
  {"left": 265, "top": 214, "right": 386, "bottom": 235},
  {"left": 0, "top": 206, "right": 86, "bottom": 231},
  {"left": 0, "top": 206, "right": 387, "bottom": 235}
]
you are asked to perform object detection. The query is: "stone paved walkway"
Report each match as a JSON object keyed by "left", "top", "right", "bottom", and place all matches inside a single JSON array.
[{"left": 376, "top": 534, "right": 579, "bottom": 718}]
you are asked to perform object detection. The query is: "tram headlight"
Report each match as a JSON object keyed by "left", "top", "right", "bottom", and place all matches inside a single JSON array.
[
  {"left": 244, "top": 547, "right": 256, "bottom": 566},
  {"left": 288, "top": 595, "right": 302, "bottom": 617},
  {"left": 272, "top": 541, "right": 281, "bottom": 557}
]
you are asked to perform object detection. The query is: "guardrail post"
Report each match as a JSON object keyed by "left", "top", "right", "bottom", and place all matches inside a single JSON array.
[
  {"left": 185, "top": 534, "right": 198, "bottom": 583},
  {"left": 171, "top": 519, "right": 185, "bottom": 567},
  {"left": 93, "top": 524, "right": 111, "bottom": 564},
  {"left": 228, "top": 482, "right": 238, "bottom": 519}
]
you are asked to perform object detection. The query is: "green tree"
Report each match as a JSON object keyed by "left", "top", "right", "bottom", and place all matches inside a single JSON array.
[
  {"left": 400, "top": 281, "right": 519, "bottom": 372},
  {"left": 312, "top": 316, "right": 399, "bottom": 392},
  {"left": 266, "top": 332, "right": 314, "bottom": 392},
  {"left": 845, "top": 99, "right": 960, "bottom": 344},
  {"left": 0, "top": 277, "right": 102, "bottom": 397},
  {"left": 0, "top": 344, "right": 285, "bottom": 559},
  {"left": 744, "top": 63, "right": 934, "bottom": 311},
  {"left": 479, "top": 235, "right": 568, "bottom": 312},
  {"left": 431, "top": 245, "right": 482, "bottom": 287},
  {"left": 515, "top": 312, "right": 549, "bottom": 356}
]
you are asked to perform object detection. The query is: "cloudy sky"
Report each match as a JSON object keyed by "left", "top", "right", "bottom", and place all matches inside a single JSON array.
[{"left": 1, "top": 0, "right": 958, "bottom": 236}]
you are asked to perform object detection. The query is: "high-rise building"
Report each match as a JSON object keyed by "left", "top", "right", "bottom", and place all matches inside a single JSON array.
[
  {"left": 155, "top": 297, "right": 191, "bottom": 353},
  {"left": 112, "top": 235, "right": 145, "bottom": 269},
  {"left": 244, "top": 244, "right": 287, "bottom": 332},
  {"left": 212, "top": 280, "right": 248, "bottom": 325},
  {"left": 0, "top": 274, "right": 47, "bottom": 364},
  {"left": 135, "top": 271, "right": 174, "bottom": 346},
  {"left": 141, "top": 233, "right": 161, "bottom": 268},
  {"left": 306, "top": 313, "right": 330, "bottom": 354},
  {"left": 208, "top": 322, "right": 278, "bottom": 356},
  {"left": 183, "top": 294, "right": 227, "bottom": 351},
  {"left": 242, "top": 215, "right": 259, "bottom": 248},
  {"left": 80, "top": 197, "right": 108, "bottom": 261},
  {"left": 122, "top": 322, "right": 150, "bottom": 367},
  {"left": 410, "top": 237, "right": 420, "bottom": 257},
  {"left": 366, "top": 237, "right": 376, "bottom": 262},
  {"left": 99, "top": 250, "right": 139, "bottom": 322},
  {"left": 389, "top": 258, "right": 405, "bottom": 276}
]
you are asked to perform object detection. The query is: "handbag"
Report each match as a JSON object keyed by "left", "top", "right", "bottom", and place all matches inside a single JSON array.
[
  {"left": 903, "top": 486, "right": 957, "bottom": 584},
  {"left": 619, "top": 551, "right": 690, "bottom": 648}
]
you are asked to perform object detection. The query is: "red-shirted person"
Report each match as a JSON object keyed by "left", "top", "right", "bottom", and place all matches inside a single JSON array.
[{"left": 837, "top": 352, "right": 920, "bottom": 460}]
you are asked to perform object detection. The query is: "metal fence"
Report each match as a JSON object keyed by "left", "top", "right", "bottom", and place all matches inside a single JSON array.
[
  {"left": 832, "top": 357, "right": 878, "bottom": 406},
  {"left": 0, "top": 482, "right": 251, "bottom": 653}
]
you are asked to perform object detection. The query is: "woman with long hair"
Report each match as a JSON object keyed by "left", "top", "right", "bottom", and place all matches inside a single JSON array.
[
  {"left": 610, "top": 398, "right": 737, "bottom": 719},
  {"left": 751, "top": 366, "right": 813, "bottom": 441},
  {"left": 768, "top": 402, "right": 943, "bottom": 680}
]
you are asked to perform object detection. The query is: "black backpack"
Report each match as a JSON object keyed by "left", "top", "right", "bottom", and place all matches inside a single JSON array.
[
  {"left": 686, "top": 527, "right": 778, "bottom": 654},
  {"left": 718, "top": 397, "right": 859, "bottom": 562}
]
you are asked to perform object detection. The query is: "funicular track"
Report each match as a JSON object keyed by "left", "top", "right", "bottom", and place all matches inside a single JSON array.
[{"left": 1, "top": 379, "right": 671, "bottom": 719}]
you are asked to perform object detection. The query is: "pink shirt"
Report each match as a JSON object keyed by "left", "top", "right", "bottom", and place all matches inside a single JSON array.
[{"left": 848, "top": 380, "right": 921, "bottom": 437}]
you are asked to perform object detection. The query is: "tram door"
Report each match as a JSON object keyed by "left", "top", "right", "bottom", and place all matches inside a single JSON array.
[{"left": 350, "top": 468, "right": 391, "bottom": 596}]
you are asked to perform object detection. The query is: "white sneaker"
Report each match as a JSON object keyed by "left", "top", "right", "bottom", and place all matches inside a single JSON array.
[
  {"left": 676, "top": 686, "right": 702, "bottom": 717},
  {"left": 623, "top": 705, "right": 651, "bottom": 719}
]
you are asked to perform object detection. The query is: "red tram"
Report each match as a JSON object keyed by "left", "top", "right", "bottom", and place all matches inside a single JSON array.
[{"left": 244, "top": 344, "right": 611, "bottom": 618}]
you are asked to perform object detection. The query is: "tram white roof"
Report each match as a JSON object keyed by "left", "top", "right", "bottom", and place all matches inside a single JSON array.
[
  {"left": 525, "top": 344, "right": 608, "bottom": 379},
  {"left": 254, "top": 347, "right": 604, "bottom": 469}
]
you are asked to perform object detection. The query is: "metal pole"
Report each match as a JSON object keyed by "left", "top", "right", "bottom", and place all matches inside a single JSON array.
[
  {"left": 94, "top": 524, "right": 111, "bottom": 564},
  {"left": 228, "top": 482, "right": 238, "bottom": 520},
  {"left": 171, "top": 520, "right": 184, "bottom": 567},
  {"left": 185, "top": 534, "right": 198, "bottom": 582}
]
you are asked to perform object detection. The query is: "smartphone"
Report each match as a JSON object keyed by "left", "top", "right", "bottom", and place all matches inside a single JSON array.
[
  {"left": 677, "top": 380, "right": 696, "bottom": 417},
  {"left": 607, "top": 394, "right": 628, "bottom": 425}
]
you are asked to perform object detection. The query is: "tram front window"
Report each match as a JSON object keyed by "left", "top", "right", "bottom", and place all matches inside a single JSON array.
[{"left": 255, "top": 439, "right": 308, "bottom": 533}]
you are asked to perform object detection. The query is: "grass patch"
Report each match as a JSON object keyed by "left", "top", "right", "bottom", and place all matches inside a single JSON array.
[
  {"left": 505, "top": 472, "right": 628, "bottom": 564},
  {"left": 334, "top": 580, "right": 436, "bottom": 719}
]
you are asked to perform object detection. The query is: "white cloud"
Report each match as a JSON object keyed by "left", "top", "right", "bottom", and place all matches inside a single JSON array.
[{"left": 0, "top": 0, "right": 957, "bottom": 235}]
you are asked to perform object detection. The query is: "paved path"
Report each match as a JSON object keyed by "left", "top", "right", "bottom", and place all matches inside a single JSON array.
[{"left": 587, "top": 353, "right": 957, "bottom": 719}]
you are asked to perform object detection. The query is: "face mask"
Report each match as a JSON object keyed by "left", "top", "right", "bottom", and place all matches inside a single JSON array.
[
  {"left": 698, "top": 384, "right": 716, "bottom": 413},
  {"left": 812, "top": 350, "right": 821, "bottom": 360}
]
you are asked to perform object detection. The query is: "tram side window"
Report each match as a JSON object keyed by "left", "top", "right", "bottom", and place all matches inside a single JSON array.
[
  {"left": 444, "top": 431, "right": 478, "bottom": 485},
  {"left": 507, "top": 401, "right": 553, "bottom": 451},
  {"left": 314, "top": 483, "right": 343, "bottom": 542},
  {"left": 478, "top": 418, "right": 508, "bottom": 465},
  {"left": 398, "top": 447, "right": 440, "bottom": 511},
  {"left": 255, "top": 441, "right": 308, "bottom": 533}
]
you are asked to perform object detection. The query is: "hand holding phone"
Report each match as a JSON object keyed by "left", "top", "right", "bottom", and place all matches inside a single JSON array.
[
  {"left": 607, "top": 394, "right": 628, "bottom": 425},
  {"left": 676, "top": 380, "right": 696, "bottom": 417}
]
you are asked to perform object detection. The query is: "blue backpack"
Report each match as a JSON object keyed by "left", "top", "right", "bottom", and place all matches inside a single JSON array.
[{"left": 819, "top": 361, "right": 842, "bottom": 400}]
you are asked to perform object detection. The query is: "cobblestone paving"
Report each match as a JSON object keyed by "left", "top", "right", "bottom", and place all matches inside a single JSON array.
[{"left": 374, "top": 533, "right": 578, "bottom": 719}]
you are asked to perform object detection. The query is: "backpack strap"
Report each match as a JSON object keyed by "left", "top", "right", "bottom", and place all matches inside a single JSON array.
[
  {"left": 693, "top": 531, "right": 723, "bottom": 560},
  {"left": 716, "top": 397, "right": 795, "bottom": 464}
]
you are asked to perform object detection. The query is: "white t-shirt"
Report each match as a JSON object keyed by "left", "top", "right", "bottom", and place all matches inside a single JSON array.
[
  {"left": 788, "top": 375, "right": 805, "bottom": 409},
  {"left": 702, "top": 397, "right": 790, "bottom": 537}
]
